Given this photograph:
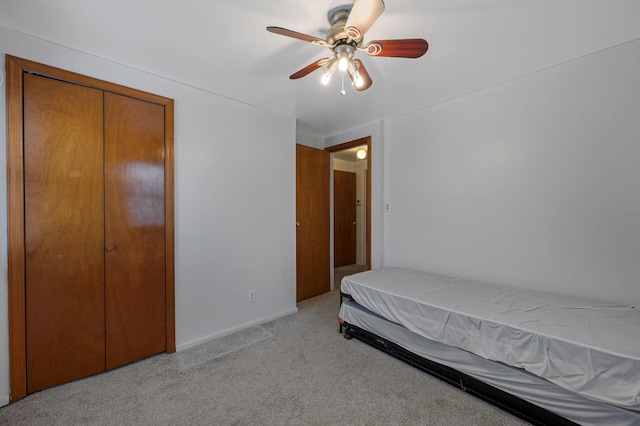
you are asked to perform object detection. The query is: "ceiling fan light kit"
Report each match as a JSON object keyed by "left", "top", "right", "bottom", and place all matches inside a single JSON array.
[{"left": 267, "top": 0, "right": 428, "bottom": 94}]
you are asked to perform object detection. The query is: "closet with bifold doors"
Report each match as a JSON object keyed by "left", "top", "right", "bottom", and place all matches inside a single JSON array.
[{"left": 6, "top": 56, "right": 176, "bottom": 399}]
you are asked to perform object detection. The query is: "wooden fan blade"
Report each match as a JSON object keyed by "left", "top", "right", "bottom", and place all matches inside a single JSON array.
[
  {"left": 290, "top": 59, "right": 330, "bottom": 80},
  {"left": 266, "top": 26, "right": 327, "bottom": 46},
  {"left": 365, "top": 39, "right": 429, "bottom": 58},
  {"left": 345, "top": 0, "right": 385, "bottom": 42},
  {"left": 348, "top": 59, "right": 373, "bottom": 91}
]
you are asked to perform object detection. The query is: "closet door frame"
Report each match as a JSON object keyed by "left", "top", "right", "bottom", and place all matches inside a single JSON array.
[{"left": 5, "top": 55, "right": 176, "bottom": 402}]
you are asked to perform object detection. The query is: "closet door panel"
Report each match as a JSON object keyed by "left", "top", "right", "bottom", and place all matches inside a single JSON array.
[
  {"left": 24, "top": 74, "right": 105, "bottom": 392},
  {"left": 104, "top": 92, "right": 166, "bottom": 369}
]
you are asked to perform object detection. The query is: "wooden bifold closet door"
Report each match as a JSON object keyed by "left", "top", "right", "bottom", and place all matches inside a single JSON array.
[
  {"left": 104, "top": 92, "right": 166, "bottom": 370},
  {"left": 24, "top": 74, "right": 106, "bottom": 392},
  {"left": 22, "top": 72, "right": 167, "bottom": 393}
]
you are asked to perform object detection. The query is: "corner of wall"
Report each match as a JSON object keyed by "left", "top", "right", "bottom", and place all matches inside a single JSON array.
[
  {"left": 0, "top": 51, "right": 10, "bottom": 410},
  {"left": 295, "top": 126, "right": 325, "bottom": 150}
]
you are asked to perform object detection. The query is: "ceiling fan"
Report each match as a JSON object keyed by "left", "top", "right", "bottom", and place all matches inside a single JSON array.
[{"left": 266, "top": 0, "right": 428, "bottom": 93}]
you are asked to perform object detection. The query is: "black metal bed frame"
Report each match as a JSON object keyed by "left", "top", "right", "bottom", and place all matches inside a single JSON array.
[{"left": 339, "top": 292, "right": 577, "bottom": 426}]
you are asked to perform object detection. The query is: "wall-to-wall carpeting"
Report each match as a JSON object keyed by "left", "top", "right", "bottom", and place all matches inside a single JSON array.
[{"left": 0, "top": 271, "right": 526, "bottom": 425}]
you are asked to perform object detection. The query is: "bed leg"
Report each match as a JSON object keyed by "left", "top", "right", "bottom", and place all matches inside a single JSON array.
[
  {"left": 338, "top": 292, "right": 354, "bottom": 333},
  {"left": 339, "top": 291, "right": 343, "bottom": 333}
]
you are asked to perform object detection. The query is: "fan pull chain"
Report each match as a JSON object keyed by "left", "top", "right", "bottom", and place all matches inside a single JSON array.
[{"left": 340, "top": 71, "right": 346, "bottom": 96}]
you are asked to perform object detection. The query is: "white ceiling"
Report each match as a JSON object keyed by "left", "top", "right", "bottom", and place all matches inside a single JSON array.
[{"left": 2, "top": 0, "right": 639, "bottom": 138}]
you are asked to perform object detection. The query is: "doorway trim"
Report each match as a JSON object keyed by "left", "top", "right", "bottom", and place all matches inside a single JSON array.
[
  {"left": 326, "top": 136, "right": 372, "bottom": 270},
  {"left": 5, "top": 55, "right": 176, "bottom": 402}
]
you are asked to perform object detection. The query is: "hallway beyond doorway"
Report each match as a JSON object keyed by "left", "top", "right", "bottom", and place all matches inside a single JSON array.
[{"left": 334, "top": 264, "right": 368, "bottom": 292}]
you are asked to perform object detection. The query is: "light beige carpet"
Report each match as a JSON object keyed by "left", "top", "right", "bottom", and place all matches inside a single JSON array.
[{"left": 0, "top": 268, "right": 528, "bottom": 425}]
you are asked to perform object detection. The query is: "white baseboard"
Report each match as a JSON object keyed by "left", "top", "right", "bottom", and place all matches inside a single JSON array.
[
  {"left": 0, "top": 394, "right": 9, "bottom": 407},
  {"left": 176, "top": 307, "right": 298, "bottom": 352}
]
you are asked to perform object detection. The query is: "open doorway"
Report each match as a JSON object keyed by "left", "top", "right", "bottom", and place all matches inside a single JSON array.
[{"left": 326, "top": 137, "right": 371, "bottom": 289}]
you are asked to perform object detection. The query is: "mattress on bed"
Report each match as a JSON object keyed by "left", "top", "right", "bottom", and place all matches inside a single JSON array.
[
  {"left": 340, "top": 268, "right": 640, "bottom": 411},
  {"left": 339, "top": 300, "right": 640, "bottom": 426}
]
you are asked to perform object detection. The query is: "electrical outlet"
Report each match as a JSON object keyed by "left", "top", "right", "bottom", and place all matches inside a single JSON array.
[{"left": 249, "top": 290, "right": 256, "bottom": 303}]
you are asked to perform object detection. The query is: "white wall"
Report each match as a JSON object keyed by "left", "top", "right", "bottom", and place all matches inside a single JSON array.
[
  {"left": 295, "top": 128, "right": 324, "bottom": 150},
  {"left": 0, "top": 26, "right": 297, "bottom": 404},
  {"left": 384, "top": 39, "right": 640, "bottom": 305},
  {"left": 333, "top": 158, "right": 355, "bottom": 173}
]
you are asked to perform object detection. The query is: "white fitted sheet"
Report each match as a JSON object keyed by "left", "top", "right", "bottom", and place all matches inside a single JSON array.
[
  {"left": 341, "top": 268, "right": 640, "bottom": 411},
  {"left": 339, "top": 300, "right": 640, "bottom": 426}
]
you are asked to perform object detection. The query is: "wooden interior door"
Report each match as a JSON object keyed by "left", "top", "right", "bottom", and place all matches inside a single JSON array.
[
  {"left": 24, "top": 74, "right": 106, "bottom": 393},
  {"left": 104, "top": 93, "right": 166, "bottom": 369},
  {"left": 334, "top": 170, "right": 357, "bottom": 267},
  {"left": 296, "top": 144, "right": 330, "bottom": 302}
]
